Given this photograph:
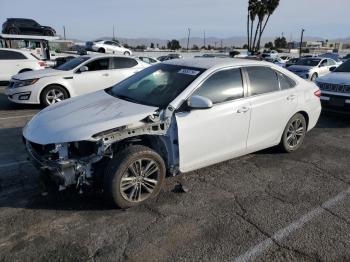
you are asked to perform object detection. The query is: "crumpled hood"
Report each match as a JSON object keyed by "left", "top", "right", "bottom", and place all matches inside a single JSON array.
[
  {"left": 23, "top": 90, "right": 158, "bottom": 144},
  {"left": 288, "top": 65, "right": 313, "bottom": 72},
  {"left": 317, "top": 72, "right": 350, "bottom": 84},
  {"left": 12, "top": 69, "right": 66, "bottom": 80}
]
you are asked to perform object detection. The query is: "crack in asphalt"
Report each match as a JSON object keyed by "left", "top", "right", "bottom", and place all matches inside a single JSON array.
[{"left": 322, "top": 207, "right": 350, "bottom": 227}]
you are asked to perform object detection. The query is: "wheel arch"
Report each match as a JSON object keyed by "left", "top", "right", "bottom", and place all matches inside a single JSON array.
[
  {"left": 18, "top": 68, "right": 33, "bottom": 74},
  {"left": 111, "top": 135, "right": 173, "bottom": 174},
  {"left": 296, "top": 110, "right": 309, "bottom": 130}
]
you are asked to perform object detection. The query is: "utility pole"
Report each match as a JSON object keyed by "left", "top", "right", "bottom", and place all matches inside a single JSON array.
[
  {"left": 203, "top": 30, "right": 206, "bottom": 49},
  {"left": 299, "top": 28, "right": 305, "bottom": 58},
  {"left": 113, "top": 25, "right": 115, "bottom": 40},
  {"left": 63, "top": 26, "right": 66, "bottom": 40},
  {"left": 186, "top": 28, "right": 191, "bottom": 51},
  {"left": 221, "top": 40, "right": 223, "bottom": 49}
]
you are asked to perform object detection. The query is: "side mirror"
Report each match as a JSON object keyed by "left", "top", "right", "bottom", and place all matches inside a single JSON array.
[
  {"left": 79, "top": 65, "right": 88, "bottom": 73},
  {"left": 187, "top": 95, "right": 213, "bottom": 109},
  {"left": 329, "top": 66, "right": 336, "bottom": 72}
]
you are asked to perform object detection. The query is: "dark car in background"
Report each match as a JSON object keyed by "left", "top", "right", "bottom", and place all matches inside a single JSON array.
[
  {"left": 157, "top": 53, "right": 182, "bottom": 61},
  {"left": 2, "top": 18, "right": 56, "bottom": 36}
]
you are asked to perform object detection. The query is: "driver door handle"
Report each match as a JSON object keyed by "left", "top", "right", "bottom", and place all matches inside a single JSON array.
[
  {"left": 237, "top": 107, "right": 250, "bottom": 113},
  {"left": 102, "top": 73, "right": 109, "bottom": 77}
]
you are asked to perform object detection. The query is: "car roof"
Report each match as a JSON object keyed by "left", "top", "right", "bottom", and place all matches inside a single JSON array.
[
  {"left": 80, "top": 53, "right": 138, "bottom": 59},
  {"left": 163, "top": 57, "right": 271, "bottom": 70}
]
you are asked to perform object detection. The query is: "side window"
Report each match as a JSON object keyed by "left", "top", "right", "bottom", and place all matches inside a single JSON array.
[
  {"left": 85, "top": 58, "right": 110, "bottom": 71},
  {"left": 320, "top": 59, "right": 328, "bottom": 67},
  {"left": 276, "top": 71, "right": 296, "bottom": 90},
  {"left": 113, "top": 57, "right": 138, "bottom": 69},
  {"left": 246, "top": 67, "right": 279, "bottom": 95},
  {"left": 193, "top": 68, "right": 244, "bottom": 104},
  {"left": 0, "top": 50, "right": 27, "bottom": 60},
  {"left": 327, "top": 59, "right": 336, "bottom": 66}
]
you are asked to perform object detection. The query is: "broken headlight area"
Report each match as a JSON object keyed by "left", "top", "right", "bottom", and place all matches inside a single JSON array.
[{"left": 25, "top": 139, "right": 106, "bottom": 189}]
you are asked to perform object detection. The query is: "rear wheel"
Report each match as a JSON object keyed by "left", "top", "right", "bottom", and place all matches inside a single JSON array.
[
  {"left": 124, "top": 51, "right": 131, "bottom": 56},
  {"left": 280, "top": 113, "right": 307, "bottom": 153},
  {"left": 40, "top": 85, "right": 69, "bottom": 107},
  {"left": 8, "top": 27, "right": 20, "bottom": 34},
  {"left": 98, "top": 48, "right": 105, "bottom": 53},
  {"left": 104, "top": 145, "right": 166, "bottom": 209},
  {"left": 43, "top": 30, "right": 54, "bottom": 36}
]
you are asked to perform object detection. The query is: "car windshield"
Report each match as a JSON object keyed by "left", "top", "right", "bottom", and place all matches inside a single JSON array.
[
  {"left": 334, "top": 60, "right": 350, "bottom": 72},
  {"left": 107, "top": 63, "right": 205, "bottom": 108},
  {"left": 296, "top": 58, "right": 321, "bottom": 66},
  {"left": 56, "top": 56, "right": 90, "bottom": 71}
]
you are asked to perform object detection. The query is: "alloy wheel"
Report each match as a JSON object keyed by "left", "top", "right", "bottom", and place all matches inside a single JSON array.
[
  {"left": 286, "top": 118, "right": 305, "bottom": 148},
  {"left": 45, "top": 89, "right": 65, "bottom": 105},
  {"left": 120, "top": 158, "right": 160, "bottom": 203}
]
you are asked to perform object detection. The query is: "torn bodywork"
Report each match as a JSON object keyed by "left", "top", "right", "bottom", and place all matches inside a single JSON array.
[{"left": 25, "top": 110, "right": 179, "bottom": 191}]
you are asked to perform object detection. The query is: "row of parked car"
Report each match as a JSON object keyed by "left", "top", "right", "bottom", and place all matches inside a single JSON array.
[{"left": 1, "top": 45, "right": 350, "bottom": 111}]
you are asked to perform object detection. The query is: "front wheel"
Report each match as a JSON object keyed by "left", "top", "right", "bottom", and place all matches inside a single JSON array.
[
  {"left": 103, "top": 145, "right": 166, "bottom": 209},
  {"left": 280, "top": 113, "right": 307, "bottom": 153},
  {"left": 310, "top": 73, "right": 318, "bottom": 82},
  {"left": 40, "top": 85, "right": 69, "bottom": 107},
  {"left": 124, "top": 51, "right": 131, "bottom": 56}
]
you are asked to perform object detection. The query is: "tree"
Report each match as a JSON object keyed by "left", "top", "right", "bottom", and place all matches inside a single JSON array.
[
  {"left": 243, "top": 44, "right": 249, "bottom": 49},
  {"left": 167, "top": 39, "right": 181, "bottom": 50},
  {"left": 247, "top": 0, "right": 280, "bottom": 51},
  {"left": 150, "top": 42, "right": 155, "bottom": 49},
  {"left": 192, "top": 44, "right": 199, "bottom": 50},
  {"left": 274, "top": 36, "right": 287, "bottom": 49},
  {"left": 264, "top": 41, "right": 274, "bottom": 49}
]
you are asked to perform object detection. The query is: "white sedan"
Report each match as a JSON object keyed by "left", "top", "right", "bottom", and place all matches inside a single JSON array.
[
  {"left": 5, "top": 54, "right": 149, "bottom": 106},
  {"left": 23, "top": 58, "right": 321, "bottom": 208},
  {"left": 91, "top": 40, "right": 132, "bottom": 55},
  {"left": 0, "top": 48, "right": 46, "bottom": 81},
  {"left": 288, "top": 57, "right": 338, "bottom": 81}
]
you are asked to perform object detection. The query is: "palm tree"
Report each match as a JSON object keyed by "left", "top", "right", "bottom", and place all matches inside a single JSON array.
[
  {"left": 247, "top": 0, "right": 259, "bottom": 51},
  {"left": 256, "top": 0, "right": 280, "bottom": 49}
]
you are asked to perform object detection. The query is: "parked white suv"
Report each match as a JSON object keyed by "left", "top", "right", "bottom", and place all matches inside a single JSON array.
[
  {"left": 91, "top": 40, "right": 132, "bottom": 55},
  {"left": 0, "top": 48, "right": 45, "bottom": 81},
  {"left": 316, "top": 59, "right": 350, "bottom": 111},
  {"left": 23, "top": 58, "right": 321, "bottom": 208},
  {"left": 5, "top": 54, "right": 148, "bottom": 106},
  {"left": 288, "top": 57, "right": 338, "bottom": 81}
]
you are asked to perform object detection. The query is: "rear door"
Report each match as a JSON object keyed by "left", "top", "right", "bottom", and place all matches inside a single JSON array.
[
  {"left": 176, "top": 67, "right": 251, "bottom": 172},
  {"left": 0, "top": 50, "right": 28, "bottom": 81},
  {"left": 73, "top": 57, "right": 112, "bottom": 95},
  {"left": 109, "top": 57, "right": 142, "bottom": 85},
  {"left": 244, "top": 66, "right": 298, "bottom": 151}
]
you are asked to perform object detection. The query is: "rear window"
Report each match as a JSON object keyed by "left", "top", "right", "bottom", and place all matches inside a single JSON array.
[
  {"left": 0, "top": 50, "right": 27, "bottom": 60},
  {"left": 276, "top": 71, "right": 296, "bottom": 89},
  {"left": 112, "top": 57, "right": 138, "bottom": 69}
]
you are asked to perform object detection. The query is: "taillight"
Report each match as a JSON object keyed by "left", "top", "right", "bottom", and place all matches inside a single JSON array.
[
  {"left": 38, "top": 61, "right": 46, "bottom": 67},
  {"left": 314, "top": 89, "right": 321, "bottom": 98}
]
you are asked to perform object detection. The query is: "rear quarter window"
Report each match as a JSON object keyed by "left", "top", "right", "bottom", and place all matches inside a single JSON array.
[
  {"left": 246, "top": 66, "right": 280, "bottom": 95},
  {"left": 113, "top": 57, "right": 138, "bottom": 69}
]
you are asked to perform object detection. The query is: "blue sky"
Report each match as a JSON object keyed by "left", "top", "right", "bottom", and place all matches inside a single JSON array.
[{"left": 1, "top": 0, "right": 349, "bottom": 40}]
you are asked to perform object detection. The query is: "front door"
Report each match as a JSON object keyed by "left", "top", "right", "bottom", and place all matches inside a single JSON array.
[
  {"left": 175, "top": 68, "right": 251, "bottom": 172},
  {"left": 73, "top": 57, "right": 113, "bottom": 95}
]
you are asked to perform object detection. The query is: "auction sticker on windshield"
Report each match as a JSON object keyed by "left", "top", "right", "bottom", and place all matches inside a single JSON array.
[{"left": 178, "top": 69, "right": 200, "bottom": 76}]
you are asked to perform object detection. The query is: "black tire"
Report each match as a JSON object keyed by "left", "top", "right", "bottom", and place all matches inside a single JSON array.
[
  {"left": 124, "top": 51, "right": 131, "bottom": 56},
  {"left": 310, "top": 73, "right": 318, "bottom": 82},
  {"left": 103, "top": 145, "right": 166, "bottom": 209},
  {"left": 280, "top": 113, "right": 307, "bottom": 153},
  {"left": 98, "top": 48, "right": 105, "bottom": 53},
  {"left": 40, "top": 85, "right": 69, "bottom": 107},
  {"left": 8, "top": 27, "right": 20, "bottom": 34},
  {"left": 43, "top": 30, "right": 54, "bottom": 36}
]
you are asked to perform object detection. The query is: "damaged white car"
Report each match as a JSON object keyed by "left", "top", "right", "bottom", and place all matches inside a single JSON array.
[{"left": 23, "top": 58, "right": 321, "bottom": 208}]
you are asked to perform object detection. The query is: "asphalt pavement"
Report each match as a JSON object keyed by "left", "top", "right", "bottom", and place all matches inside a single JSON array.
[{"left": 0, "top": 86, "right": 350, "bottom": 262}]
